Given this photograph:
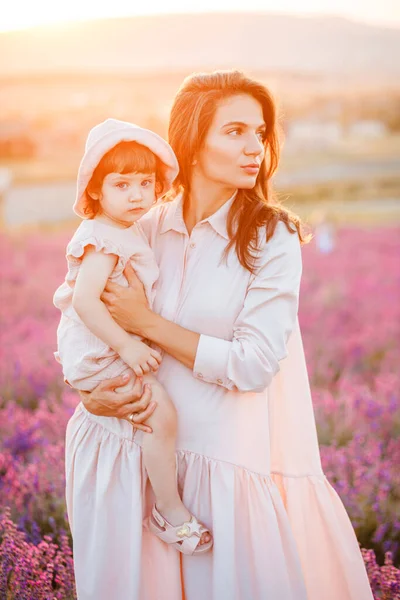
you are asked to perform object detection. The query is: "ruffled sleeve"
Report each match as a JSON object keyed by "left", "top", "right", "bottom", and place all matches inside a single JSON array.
[
  {"left": 65, "top": 222, "right": 128, "bottom": 285},
  {"left": 67, "top": 235, "right": 124, "bottom": 262}
]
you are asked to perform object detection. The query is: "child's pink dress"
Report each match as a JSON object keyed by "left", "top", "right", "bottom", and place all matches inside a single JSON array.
[{"left": 53, "top": 219, "right": 159, "bottom": 391}]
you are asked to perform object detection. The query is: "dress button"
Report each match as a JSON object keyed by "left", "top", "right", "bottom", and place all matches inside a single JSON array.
[
  {"left": 190, "top": 242, "right": 196, "bottom": 248},
  {"left": 217, "top": 378, "right": 223, "bottom": 384},
  {"left": 197, "top": 373, "right": 203, "bottom": 378}
]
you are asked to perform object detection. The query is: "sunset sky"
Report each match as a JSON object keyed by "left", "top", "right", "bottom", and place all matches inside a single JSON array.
[{"left": 1, "top": 0, "right": 399, "bottom": 32}]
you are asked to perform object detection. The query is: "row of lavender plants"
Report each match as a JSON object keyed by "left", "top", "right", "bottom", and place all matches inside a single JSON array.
[{"left": 0, "top": 226, "right": 399, "bottom": 598}]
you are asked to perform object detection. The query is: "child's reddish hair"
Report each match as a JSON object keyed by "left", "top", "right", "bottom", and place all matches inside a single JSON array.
[{"left": 83, "top": 141, "right": 164, "bottom": 218}]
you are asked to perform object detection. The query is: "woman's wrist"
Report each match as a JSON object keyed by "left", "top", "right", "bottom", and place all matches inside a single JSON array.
[
  {"left": 136, "top": 307, "right": 159, "bottom": 338},
  {"left": 140, "top": 311, "right": 200, "bottom": 369}
]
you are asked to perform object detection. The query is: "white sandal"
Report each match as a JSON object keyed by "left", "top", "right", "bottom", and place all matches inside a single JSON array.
[{"left": 145, "top": 504, "right": 213, "bottom": 555}]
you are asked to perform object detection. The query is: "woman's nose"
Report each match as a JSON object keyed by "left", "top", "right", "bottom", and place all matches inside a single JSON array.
[{"left": 244, "top": 134, "right": 264, "bottom": 156}]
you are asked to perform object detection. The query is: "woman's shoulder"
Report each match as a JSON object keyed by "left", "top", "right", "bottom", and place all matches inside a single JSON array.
[
  {"left": 261, "top": 220, "right": 301, "bottom": 255},
  {"left": 137, "top": 196, "right": 180, "bottom": 237},
  {"left": 253, "top": 220, "right": 302, "bottom": 275}
]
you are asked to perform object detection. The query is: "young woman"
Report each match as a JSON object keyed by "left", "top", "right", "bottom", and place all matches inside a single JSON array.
[{"left": 67, "top": 70, "right": 374, "bottom": 600}]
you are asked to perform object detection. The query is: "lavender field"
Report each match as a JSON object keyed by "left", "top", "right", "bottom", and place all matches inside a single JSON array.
[{"left": 0, "top": 226, "right": 399, "bottom": 599}]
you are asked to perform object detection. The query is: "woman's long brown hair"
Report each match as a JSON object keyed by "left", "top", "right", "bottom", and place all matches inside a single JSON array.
[{"left": 167, "top": 69, "right": 311, "bottom": 273}]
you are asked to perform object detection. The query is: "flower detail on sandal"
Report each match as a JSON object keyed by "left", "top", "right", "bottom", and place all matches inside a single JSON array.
[{"left": 145, "top": 504, "right": 213, "bottom": 555}]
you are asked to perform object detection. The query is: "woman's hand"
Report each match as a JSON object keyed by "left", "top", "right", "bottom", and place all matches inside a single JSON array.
[
  {"left": 79, "top": 372, "right": 157, "bottom": 433},
  {"left": 101, "top": 263, "right": 151, "bottom": 336}
]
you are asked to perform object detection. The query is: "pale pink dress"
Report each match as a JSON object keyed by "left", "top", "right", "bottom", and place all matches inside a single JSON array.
[
  {"left": 53, "top": 219, "right": 159, "bottom": 391},
  {"left": 65, "top": 194, "right": 374, "bottom": 600}
]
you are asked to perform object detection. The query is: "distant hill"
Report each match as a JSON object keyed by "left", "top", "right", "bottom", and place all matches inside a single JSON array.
[{"left": 0, "top": 13, "right": 399, "bottom": 80}]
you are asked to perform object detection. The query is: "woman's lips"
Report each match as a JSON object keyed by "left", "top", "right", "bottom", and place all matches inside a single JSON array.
[{"left": 241, "top": 165, "right": 260, "bottom": 175}]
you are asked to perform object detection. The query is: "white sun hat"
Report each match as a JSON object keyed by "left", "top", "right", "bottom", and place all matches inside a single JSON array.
[{"left": 73, "top": 118, "right": 179, "bottom": 218}]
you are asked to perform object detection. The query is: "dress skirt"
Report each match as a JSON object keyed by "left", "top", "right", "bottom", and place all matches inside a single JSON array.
[{"left": 65, "top": 323, "right": 373, "bottom": 600}]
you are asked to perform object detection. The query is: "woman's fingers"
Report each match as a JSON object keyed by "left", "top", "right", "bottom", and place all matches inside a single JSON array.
[
  {"left": 98, "top": 373, "right": 133, "bottom": 394},
  {"left": 130, "top": 401, "right": 157, "bottom": 424},
  {"left": 122, "top": 405, "right": 153, "bottom": 433},
  {"left": 85, "top": 372, "right": 154, "bottom": 422},
  {"left": 91, "top": 374, "right": 142, "bottom": 407},
  {"left": 100, "top": 291, "right": 114, "bottom": 304},
  {"left": 131, "top": 422, "right": 153, "bottom": 434},
  {"left": 123, "top": 263, "right": 139, "bottom": 286},
  {"left": 140, "top": 362, "right": 151, "bottom": 375},
  {"left": 111, "top": 374, "right": 144, "bottom": 407},
  {"left": 123, "top": 383, "right": 152, "bottom": 416},
  {"left": 103, "top": 281, "right": 120, "bottom": 294}
]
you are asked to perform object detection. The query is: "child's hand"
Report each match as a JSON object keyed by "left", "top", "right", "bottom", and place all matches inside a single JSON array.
[{"left": 119, "top": 340, "right": 162, "bottom": 376}]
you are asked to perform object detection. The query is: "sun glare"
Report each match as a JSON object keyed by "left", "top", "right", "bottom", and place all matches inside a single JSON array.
[{"left": 1, "top": 0, "right": 399, "bottom": 32}]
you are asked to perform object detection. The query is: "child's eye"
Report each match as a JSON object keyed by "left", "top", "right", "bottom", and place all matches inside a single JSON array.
[
  {"left": 116, "top": 182, "right": 128, "bottom": 189},
  {"left": 141, "top": 180, "right": 153, "bottom": 187}
]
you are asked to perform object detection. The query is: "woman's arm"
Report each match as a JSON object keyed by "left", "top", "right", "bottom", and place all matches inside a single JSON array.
[
  {"left": 138, "top": 312, "right": 200, "bottom": 370},
  {"left": 100, "top": 260, "right": 200, "bottom": 369},
  {"left": 73, "top": 247, "right": 161, "bottom": 375},
  {"left": 102, "top": 222, "right": 302, "bottom": 392},
  {"left": 190, "top": 223, "right": 302, "bottom": 392}
]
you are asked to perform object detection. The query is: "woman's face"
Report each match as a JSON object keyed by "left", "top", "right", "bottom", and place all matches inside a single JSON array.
[{"left": 196, "top": 94, "right": 266, "bottom": 190}]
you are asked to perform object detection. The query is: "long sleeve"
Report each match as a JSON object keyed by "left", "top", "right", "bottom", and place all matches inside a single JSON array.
[{"left": 193, "top": 222, "right": 302, "bottom": 393}]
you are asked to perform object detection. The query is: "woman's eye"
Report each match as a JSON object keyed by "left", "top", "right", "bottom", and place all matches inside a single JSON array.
[
  {"left": 257, "top": 131, "right": 267, "bottom": 141},
  {"left": 227, "top": 129, "right": 241, "bottom": 136}
]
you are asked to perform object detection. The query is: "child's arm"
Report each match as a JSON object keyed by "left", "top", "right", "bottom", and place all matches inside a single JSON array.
[{"left": 72, "top": 246, "right": 162, "bottom": 376}]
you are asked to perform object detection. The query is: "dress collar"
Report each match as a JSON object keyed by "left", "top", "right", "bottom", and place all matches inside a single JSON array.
[{"left": 159, "top": 190, "right": 238, "bottom": 240}]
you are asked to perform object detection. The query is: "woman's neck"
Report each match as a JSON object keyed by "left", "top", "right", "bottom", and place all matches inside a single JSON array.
[{"left": 183, "top": 175, "right": 237, "bottom": 236}]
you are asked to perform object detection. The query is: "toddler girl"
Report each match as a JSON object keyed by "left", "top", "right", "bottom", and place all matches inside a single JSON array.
[{"left": 53, "top": 118, "right": 213, "bottom": 555}]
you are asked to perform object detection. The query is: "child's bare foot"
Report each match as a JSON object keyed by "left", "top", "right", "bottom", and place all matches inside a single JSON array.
[{"left": 156, "top": 503, "right": 211, "bottom": 545}]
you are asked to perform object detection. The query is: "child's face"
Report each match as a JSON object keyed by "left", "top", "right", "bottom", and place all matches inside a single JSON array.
[{"left": 97, "top": 171, "right": 157, "bottom": 226}]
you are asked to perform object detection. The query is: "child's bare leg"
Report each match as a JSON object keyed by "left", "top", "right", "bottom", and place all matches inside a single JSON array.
[
  {"left": 142, "top": 381, "right": 184, "bottom": 514},
  {"left": 117, "top": 373, "right": 210, "bottom": 545},
  {"left": 114, "top": 372, "right": 210, "bottom": 544}
]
